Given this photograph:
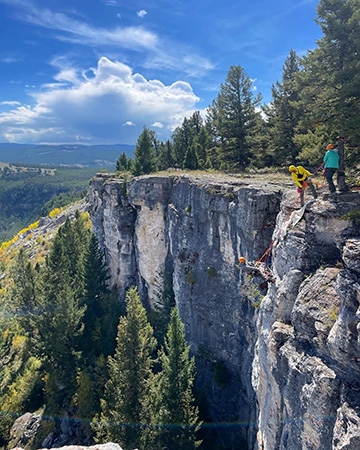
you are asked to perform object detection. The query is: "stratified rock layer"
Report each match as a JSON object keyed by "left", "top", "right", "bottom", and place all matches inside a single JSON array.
[{"left": 88, "top": 173, "right": 360, "bottom": 450}]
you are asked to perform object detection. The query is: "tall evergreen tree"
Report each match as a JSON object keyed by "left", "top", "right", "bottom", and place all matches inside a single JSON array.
[
  {"left": 142, "top": 308, "right": 201, "bottom": 450},
  {"left": 79, "top": 233, "right": 117, "bottom": 360},
  {"left": 97, "top": 287, "right": 156, "bottom": 449},
  {"left": 148, "top": 266, "right": 176, "bottom": 345},
  {"left": 188, "top": 111, "right": 203, "bottom": 135},
  {"left": 193, "top": 126, "right": 211, "bottom": 169},
  {"left": 295, "top": 0, "right": 360, "bottom": 167},
  {"left": 183, "top": 145, "right": 199, "bottom": 170},
  {"left": 205, "top": 103, "right": 222, "bottom": 169},
  {"left": 34, "top": 284, "right": 86, "bottom": 406},
  {"left": 211, "top": 65, "right": 262, "bottom": 170},
  {"left": 44, "top": 216, "right": 90, "bottom": 303},
  {"left": 34, "top": 215, "right": 90, "bottom": 407},
  {"left": 172, "top": 118, "right": 194, "bottom": 168},
  {"left": 116, "top": 152, "right": 128, "bottom": 172},
  {"left": 266, "top": 49, "right": 302, "bottom": 165},
  {"left": 247, "top": 115, "right": 273, "bottom": 168},
  {"left": 10, "top": 249, "right": 40, "bottom": 334},
  {"left": 133, "top": 127, "right": 156, "bottom": 176},
  {"left": 157, "top": 140, "right": 175, "bottom": 171}
]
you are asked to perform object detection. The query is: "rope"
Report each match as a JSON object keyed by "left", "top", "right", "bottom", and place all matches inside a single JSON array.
[
  {"left": 311, "top": 161, "right": 325, "bottom": 177},
  {"left": 255, "top": 161, "right": 325, "bottom": 267},
  {"left": 255, "top": 194, "right": 299, "bottom": 265}
]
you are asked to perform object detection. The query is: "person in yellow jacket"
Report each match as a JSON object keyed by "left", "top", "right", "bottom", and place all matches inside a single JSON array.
[{"left": 289, "top": 165, "right": 318, "bottom": 206}]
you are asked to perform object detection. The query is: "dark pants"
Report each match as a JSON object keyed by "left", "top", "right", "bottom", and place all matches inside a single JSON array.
[
  {"left": 325, "top": 168, "right": 337, "bottom": 193},
  {"left": 300, "top": 179, "right": 317, "bottom": 206}
]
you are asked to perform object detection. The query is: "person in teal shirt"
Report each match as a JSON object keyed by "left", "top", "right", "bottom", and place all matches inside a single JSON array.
[{"left": 324, "top": 144, "right": 339, "bottom": 193}]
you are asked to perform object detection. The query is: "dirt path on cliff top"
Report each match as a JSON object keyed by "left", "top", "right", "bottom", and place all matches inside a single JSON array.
[{"left": 152, "top": 169, "right": 297, "bottom": 191}]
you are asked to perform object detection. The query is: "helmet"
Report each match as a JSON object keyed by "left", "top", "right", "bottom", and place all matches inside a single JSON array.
[
  {"left": 326, "top": 144, "right": 334, "bottom": 150},
  {"left": 289, "top": 165, "right": 297, "bottom": 172},
  {"left": 238, "top": 257, "right": 246, "bottom": 264}
]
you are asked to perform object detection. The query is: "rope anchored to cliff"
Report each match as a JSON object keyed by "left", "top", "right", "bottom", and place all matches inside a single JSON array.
[{"left": 238, "top": 161, "right": 325, "bottom": 283}]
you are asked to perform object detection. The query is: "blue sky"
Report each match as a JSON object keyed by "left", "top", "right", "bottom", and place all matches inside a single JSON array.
[{"left": 0, "top": 0, "right": 321, "bottom": 145}]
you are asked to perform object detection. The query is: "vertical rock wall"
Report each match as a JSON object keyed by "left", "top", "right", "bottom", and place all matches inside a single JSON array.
[
  {"left": 253, "top": 192, "right": 360, "bottom": 450},
  {"left": 88, "top": 174, "right": 360, "bottom": 450},
  {"left": 88, "top": 173, "right": 280, "bottom": 449}
]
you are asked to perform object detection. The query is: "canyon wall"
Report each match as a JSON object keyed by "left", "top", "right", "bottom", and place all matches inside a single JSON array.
[{"left": 88, "top": 173, "right": 360, "bottom": 450}]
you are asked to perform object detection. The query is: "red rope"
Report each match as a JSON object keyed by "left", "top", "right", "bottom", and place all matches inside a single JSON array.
[
  {"left": 311, "top": 161, "right": 325, "bottom": 177},
  {"left": 255, "top": 161, "right": 325, "bottom": 266},
  {"left": 255, "top": 195, "right": 299, "bottom": 265}
]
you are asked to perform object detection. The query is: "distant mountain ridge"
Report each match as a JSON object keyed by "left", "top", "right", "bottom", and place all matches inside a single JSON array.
[{"left": 0, "top": 143, "right": 134, "bottom": 166}]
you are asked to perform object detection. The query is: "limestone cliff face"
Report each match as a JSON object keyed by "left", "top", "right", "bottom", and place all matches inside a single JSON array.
[
  {"left": 88, "top": 173, "right": 360, "bottom": 450},
  {"left": 253, "top": 192, "right": 360, "bottom": 450}
]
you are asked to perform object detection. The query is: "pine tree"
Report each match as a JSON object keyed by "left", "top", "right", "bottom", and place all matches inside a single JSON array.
[
  {"left": 148, "top": 267, "right": 176, "bottom": 345},
  {"left": 76, "top": 232, "right": 120, "bottom": 418},
  {"left": 133, "top": 127, "right": 156, "bottom": 175},
  {"left": 97, "top": 287, "right": 156, "bottom": 449},
  {"left": 116, "top": 152, "right": 128, "bottom": 172},
  {"left": 211, "top": 65, "right": 262, "bottom": 170},
  {"left": 295, "top": 0, "right": 360, "bottom": 166},
  {"left": 143, "top": 308, "right": 201, "bottom": 450},
  {"left": 79, "top": 233, "right": 114, "bottom": 360},
  {"left": 183, "top": 145, "right": 199, "bottom": 170},
  {"left": 10, "top": 249, "right": 40, "bottom": 334},
  {"left": 247, "top": 115, "right": 273, "bottom": 168},
  {"left": 267, "top": 49, "right": 302, "bottom": 165},
  {"left": 157, "top": 140, "right": 175, "bottom": 171},
  {"left": 193, "top": 127, "right": 211, "bottom": 169},
  {"left": 188, "top": 111, "right": 203, "bottom": 135},
  {"left": 33, "top": 216, "right": 90, "bottom": 407},
  {"left": 76, "top": 369, "right": 97, "bottom": 419},
  {"left": 34, "top": 284, "right": 86, "bottom": 406},
  {"left": 205, "top": 104, "right": 222, "bottom": 169},
  {"left": 44, "top": 216, "right": 89, "bottom": 303},
  {"left": 172, "top": 118, "right": 194, "bottom": 168}
]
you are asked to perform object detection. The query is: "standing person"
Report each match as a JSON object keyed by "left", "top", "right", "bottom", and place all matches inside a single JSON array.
[
  {"left": 289, "top": 165, "right": 318, "bottom": 206},
  {"left": 323, "top": 144, "right": 339, "bottom": 193}
]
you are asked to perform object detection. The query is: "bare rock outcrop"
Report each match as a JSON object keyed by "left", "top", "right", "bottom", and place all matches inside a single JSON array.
[{"left": 254, "top": 192, "right": 360, "bottom": 450}]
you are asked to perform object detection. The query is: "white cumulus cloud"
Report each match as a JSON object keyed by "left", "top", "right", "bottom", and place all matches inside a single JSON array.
[
  {"left": 151, "top": 122, "right": 164, "bottom": 128},
  {"left": 137, "top": 10, "right": 148, "bottom": 18},
  {"left": 0, "top": 57, "right": 200, "bottom": 144}
]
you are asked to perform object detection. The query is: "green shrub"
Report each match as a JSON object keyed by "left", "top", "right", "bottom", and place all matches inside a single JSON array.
[
  {"left": 341, "top": 209, "right": 360, "bottom": 224},
  {"left": 206, "top": 187, "right": 217, "bottom": 196},
  {"left": 185, "top": 270, "right": 196, "bottom": 284},
  {"left": 206, "top": 267, "right": 217, "bottom": 278},
  {"left": 252, "top": 300, "right": 262, "bottom": 309}
]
